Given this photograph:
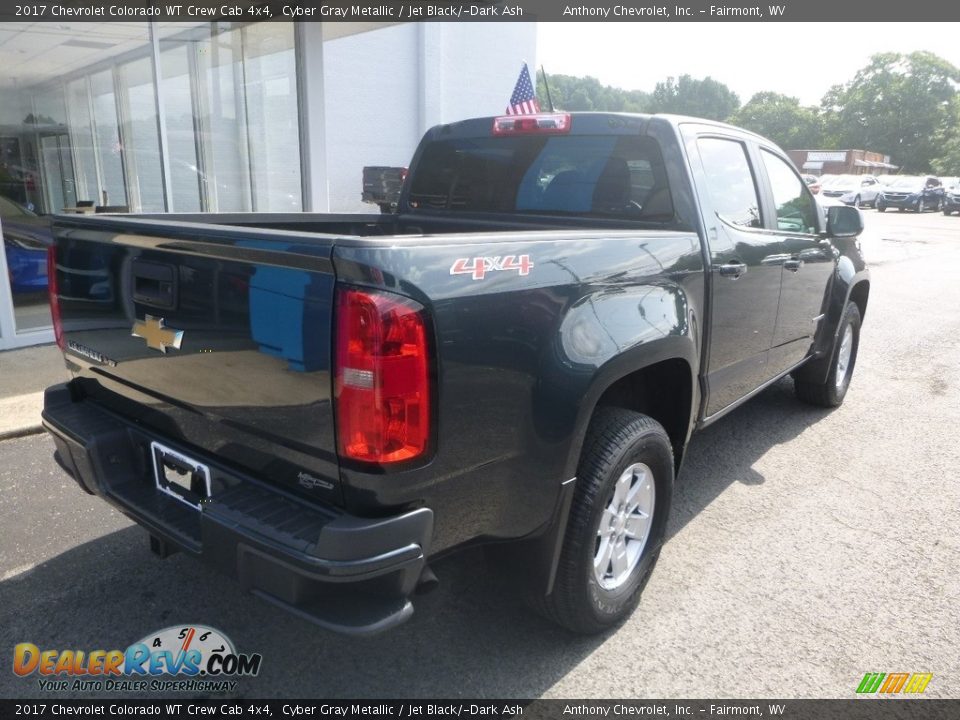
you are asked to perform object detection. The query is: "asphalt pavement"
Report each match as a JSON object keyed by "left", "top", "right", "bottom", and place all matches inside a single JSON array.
[{"left": 1, "top": 209, "right": 958, "bottom": 699}]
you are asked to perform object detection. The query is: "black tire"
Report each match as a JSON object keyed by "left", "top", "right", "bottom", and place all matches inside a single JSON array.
[
  {"left": 877, "top": 203, "right": 886, "bottom": 212},
  {"left": 531, "top": 408, "right": 673, "bottom": 634},
  {"left": 795, "top": 302, "right": 862, "bottom": 408},
  {"left": 916, "top": 198, "right": 925, "bottom": 213},
  {"left": 853, "top": 195, "right": 861, "bottom": 208}
]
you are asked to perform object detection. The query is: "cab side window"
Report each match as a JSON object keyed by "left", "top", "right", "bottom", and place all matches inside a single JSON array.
[
  {"left": 760, "top": 149, "right": 818, "bottom": 234},
  {"left": 696, "top": 138, "right": 762, "bottom": 229}
]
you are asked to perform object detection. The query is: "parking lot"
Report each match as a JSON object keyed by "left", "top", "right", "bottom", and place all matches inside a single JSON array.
[{"left": 1, "top": 208, "right": 958, "bottom": 700}]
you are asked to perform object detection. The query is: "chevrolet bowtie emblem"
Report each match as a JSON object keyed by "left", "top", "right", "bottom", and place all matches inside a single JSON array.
[{"left": 132, "top": 315, "right": 183, "bottom": 353}]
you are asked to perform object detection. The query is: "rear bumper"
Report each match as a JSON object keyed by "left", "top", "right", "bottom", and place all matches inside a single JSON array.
[{"left": 42, "top": 383, "right": 433, "bottom": 636}]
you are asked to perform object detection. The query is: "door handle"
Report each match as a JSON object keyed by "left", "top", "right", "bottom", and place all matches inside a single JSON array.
[
  {"left": 716, "top": 261, "right": 747, "bottom": 279},
  {"left": 783, "top": 258, "right": 803, "bottom": 272}
]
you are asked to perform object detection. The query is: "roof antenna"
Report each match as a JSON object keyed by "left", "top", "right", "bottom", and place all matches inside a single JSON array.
[{"left": 540, "top": 65, "right": 555, "bottom": 112}]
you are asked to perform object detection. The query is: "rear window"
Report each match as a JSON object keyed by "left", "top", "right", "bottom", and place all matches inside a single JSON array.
[{"left": 407, "top": 134, "right": 674, "bottom": 220}]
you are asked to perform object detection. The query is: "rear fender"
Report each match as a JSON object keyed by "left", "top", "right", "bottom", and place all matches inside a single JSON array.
[{"left": 515, "top": 287, "right": 700, "bottom": 597}]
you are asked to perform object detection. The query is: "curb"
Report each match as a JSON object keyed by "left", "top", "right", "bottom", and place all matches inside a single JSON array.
[
  {"left": 0, "top": 391, "right": 45, "bottom": 442},
  {"left": 0, "top": 424, "right": 45, "bottom": 442}
]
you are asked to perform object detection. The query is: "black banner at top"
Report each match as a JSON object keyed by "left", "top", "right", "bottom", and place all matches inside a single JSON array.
[{"left": 1, "top": 0, "right": 960, "bottom": 23}]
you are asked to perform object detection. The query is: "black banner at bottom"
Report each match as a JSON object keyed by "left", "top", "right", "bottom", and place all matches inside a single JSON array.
[{"left": 1, "top": 700, "right": 958, "bottom": 720}]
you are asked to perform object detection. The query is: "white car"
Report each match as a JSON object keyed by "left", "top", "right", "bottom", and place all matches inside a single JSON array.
[{"left": 819, "top": 174, "right": 882, "bottom": 208}]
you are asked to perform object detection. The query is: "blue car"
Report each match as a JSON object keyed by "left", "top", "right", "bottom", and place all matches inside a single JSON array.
[
  {"left": 1, "top": 195, "right": 51, "bottom": 293},
  {"left": 875, "top": 176, "right": 945, "bottom": 213}
]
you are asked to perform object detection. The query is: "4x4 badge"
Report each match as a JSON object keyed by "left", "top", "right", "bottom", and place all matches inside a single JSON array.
[{"left": 132, "top": 315, "right": 183, "bottom": 353}]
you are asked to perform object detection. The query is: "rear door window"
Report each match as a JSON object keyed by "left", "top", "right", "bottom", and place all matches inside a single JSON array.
[{"left": 695, "top": 137, "right": 762, "bottom": 228}]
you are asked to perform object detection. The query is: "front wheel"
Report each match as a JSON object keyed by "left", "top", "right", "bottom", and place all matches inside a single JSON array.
[
  {"left": 532, "top": 408, "right": 673, "bottom": 634},
  {"left": 877, "top": 203, "right": 886, "bottom": 212},
  {"left": 916, "top": 198, "right": 925, "bottom": 213},
  {"left": 795, "top": 302, "right": 862, "bottom": 407}
]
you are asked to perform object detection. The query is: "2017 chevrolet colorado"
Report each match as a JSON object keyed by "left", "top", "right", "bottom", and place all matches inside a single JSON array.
[{"left": 42, "top": 112, "right": 869, "bottom": 635}]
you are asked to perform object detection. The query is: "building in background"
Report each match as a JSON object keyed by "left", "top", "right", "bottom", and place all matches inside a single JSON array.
[
  {"left": 788, "top": 149, "right": 899, "bottom": 177},
  {"left": 0, "top": 21, "right": 537, "bottom": 349}
]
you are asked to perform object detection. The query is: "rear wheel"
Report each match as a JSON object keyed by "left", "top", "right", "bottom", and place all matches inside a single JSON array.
[
  {"left": 795, "top": 302, "right": 862, "bottom": 408},
  {"left": 531, "top": 408, "right": 673, "bottom": 634}
]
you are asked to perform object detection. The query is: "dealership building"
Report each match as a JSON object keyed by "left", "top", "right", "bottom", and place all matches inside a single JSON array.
[
  {"left": 0, "top": 21, "right": 536, "bottom": 349},
  {"left": 787, "top": 149, "right": 899, "bottom": 177}
]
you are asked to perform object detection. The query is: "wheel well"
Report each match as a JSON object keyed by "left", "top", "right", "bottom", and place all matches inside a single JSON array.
[
  {"left": 849, "top": 280, "right": 870, "bottom": 321},
  {"left": 594, "top": 358, "right": 692, "bottom": 465}
]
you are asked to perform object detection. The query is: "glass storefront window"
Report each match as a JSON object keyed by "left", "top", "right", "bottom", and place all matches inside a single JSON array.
[
  {"left": 0, "top": 20, "right": 304, "bottom": 345},
  {"left": 196, "top": 26, "right": 253, "bottom": 212},
  {"left": 66, "top": 78, "right": 100, "bottom": 207},
  {"left": 89, "top": 70, "right": 127, "bottom": 209},
  {"left": 119, "top": 57, "right": 164, "bottom": 213},
  {"left": 243, "top": 23, "right": 302, "bottom": 212},
  {"left": 160, "top": 44, "right": 203, "bottom": 212}
]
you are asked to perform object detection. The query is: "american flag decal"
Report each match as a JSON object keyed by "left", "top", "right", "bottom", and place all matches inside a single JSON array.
[{"left": 506, "top": 62, "right": 540, "bottom": 115}]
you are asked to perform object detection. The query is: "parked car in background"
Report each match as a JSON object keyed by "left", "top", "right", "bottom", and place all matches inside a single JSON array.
[
  {"left": 802, "top": 174, "right": 821, "bottom": 194},
  {"left": 1, "top": 194, "right": 51, "bottom": 292},
  {"left": 819, "top": 174, "right": 881, "bottom": 207},
  {"left": 876, "top": 176, "right": 945, "bottom": 212},
  {"left": 943, "top": 182, "right": 960, "bottom": 216}
]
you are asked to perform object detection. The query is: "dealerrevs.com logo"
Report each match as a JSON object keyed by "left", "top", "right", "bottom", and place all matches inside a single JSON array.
[{"left": 13, "top": 625, "right": 262, "bottom": 693}]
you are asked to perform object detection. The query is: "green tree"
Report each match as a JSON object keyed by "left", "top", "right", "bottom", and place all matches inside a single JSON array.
[
  {"left": 931, "top": 96, "right": 960, "bottom": 176},
  {"left": 648, "top": 75, "right": 740, "bottom": 121},
  {"left": 731, "top": 92, "right": 822, "bottom": 150},
  {"left": 535, "top": 73, "right": 650, "bottom": 113},
  {"left": 820, "top": 51, "right": 960, "bottom": 172}
]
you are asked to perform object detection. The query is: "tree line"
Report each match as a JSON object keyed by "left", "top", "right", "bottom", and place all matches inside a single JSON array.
[{"left": 536, "top": 51, "right": 960, "bottom": 175}]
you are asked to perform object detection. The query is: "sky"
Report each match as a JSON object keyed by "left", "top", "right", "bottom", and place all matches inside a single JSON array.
[{"left": 536, "top": 23, "right": 960, "bottom": 106}]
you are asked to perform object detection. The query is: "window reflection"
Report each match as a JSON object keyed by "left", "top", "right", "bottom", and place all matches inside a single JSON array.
[
  {"left": 761, "top": 149, "right": 818, "bottom": 234},
  {"left": 697, "top": 138, "right": 762, "bottom": 229},
  {"left": 1, "top": 20, "right": 303, "bottom": 337}
]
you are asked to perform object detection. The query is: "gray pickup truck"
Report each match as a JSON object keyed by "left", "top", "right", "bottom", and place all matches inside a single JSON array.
[{"left": 42, "top": 112, "right": 868, "bottom": 635}]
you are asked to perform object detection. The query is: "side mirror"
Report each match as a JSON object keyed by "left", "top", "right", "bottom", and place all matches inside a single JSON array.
[{"left": 826, "top": 205, "right": 863, "bottom": 238}]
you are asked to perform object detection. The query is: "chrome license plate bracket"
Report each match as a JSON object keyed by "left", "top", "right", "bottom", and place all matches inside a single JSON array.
[{"left": 151, "top": 441, "right": 211, "bottom": 511}]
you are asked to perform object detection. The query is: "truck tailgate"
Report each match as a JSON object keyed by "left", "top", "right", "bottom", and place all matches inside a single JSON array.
[{"left": 51, "top": 216, "right": 342, "bottom": 505}]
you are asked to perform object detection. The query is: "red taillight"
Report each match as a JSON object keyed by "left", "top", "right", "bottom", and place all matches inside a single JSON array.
[
  {"left": 46, "top": 246, "right": 64, "bottom": 350},
  {"left": 492, "top": 113, "right": 572, "bottom": 136},
  {"left": 334, "top": 288, "right": 430, "bottom": 464}
]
